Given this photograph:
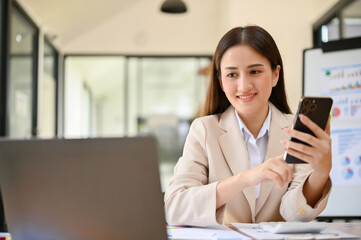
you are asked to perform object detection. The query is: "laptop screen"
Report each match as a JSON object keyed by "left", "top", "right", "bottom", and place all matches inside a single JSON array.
[{"left": 0, "top": 136, "right": 167, "bottom": 240}]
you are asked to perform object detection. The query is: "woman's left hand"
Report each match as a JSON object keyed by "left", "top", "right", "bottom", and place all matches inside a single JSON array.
[{"left": 282, "top": 114, "right": 332, "bottom": 177}]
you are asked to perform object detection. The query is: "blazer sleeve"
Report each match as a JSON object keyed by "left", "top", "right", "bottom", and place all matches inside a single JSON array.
[
  {"left": 280, "top": 164, "right": 332, "bottom": 221},
  {"left": 164, "top": 118, "right": 225, "bottom": 227}
]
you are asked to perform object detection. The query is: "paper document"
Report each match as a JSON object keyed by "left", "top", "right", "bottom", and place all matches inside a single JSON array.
[
  {"left": 167, "top": 225, "right": 249, "bottom": 240},
  {"left": 231, "top": 223, "right": 359, "bottom": 240}
]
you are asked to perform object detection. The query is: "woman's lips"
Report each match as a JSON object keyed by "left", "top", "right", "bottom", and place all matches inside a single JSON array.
[{"left": 237, "top": 93, "right": 256, "bottom": 102}]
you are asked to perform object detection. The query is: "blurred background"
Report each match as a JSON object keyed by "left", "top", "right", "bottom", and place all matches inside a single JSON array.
[{"left": 0, "top": 0, "right": 361, "bottom": 191}]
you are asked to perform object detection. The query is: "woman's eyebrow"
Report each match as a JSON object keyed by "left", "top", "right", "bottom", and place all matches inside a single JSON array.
[
  {"left": 224, "top": 66, "right": 238, "bottom": 70},
  {"left": 248, "top": 63, "right": 264, "bottom": 68}
]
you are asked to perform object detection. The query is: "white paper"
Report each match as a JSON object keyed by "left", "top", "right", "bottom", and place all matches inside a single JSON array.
[
  {"left": 167, "top": 225, "right": 249, "bottom": 240},
  {"left": 231, "top": 223, "right": 359, "bottom": 240}
]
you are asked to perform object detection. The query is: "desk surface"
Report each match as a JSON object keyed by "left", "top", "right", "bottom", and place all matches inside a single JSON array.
[
  {"left": 326, "top": 222, "right": 361, "bottom": 238},
  {"left": 168, "top": 222, "right": 361, "bottom": 240}
]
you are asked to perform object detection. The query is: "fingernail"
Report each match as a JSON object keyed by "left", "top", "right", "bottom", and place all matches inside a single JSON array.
[{"left": 283, "top": 129, "right": 290, "bottom": 134}]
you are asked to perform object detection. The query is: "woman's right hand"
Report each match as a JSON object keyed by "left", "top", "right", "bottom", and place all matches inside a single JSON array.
[
  {"left": 241, "top": 155, "right": 294, "bottom": 188},
  {"left": 216, "top": 155, "right": 293, "bottom": 208}
]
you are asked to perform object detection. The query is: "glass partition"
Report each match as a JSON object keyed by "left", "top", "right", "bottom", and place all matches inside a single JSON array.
[
  {"left": 38, "top": 39, "right": 57, "bottom": 138},
  {"left": 65, "top": 56, "right": 211, "bottom": 190},
  {"left": 64, "top": 56, "right": 127, "bottom": 138},
  {"left": 128, "top": 57, "right": 210, "bottom": 190},
  {"left": 7, "top": 5, "right": 38, "bottom": 138}
]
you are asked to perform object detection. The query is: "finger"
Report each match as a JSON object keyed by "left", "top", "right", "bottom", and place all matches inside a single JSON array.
[
  {"left": 284, "top": 127, "right": 318, "bottom": 147},
  {"left": 283, "top": 127, "right": 331, "bottom": 155},
  {"left": 299, "top": 114, "right": 327, "bottom": 139},
  {"left": 266, "top": 171, "right": 284, "bottom": 188},
  {"left": 283, "top": 139, "right": 316, "bottom": 157},
  {"left": 267, "top": 159, "right": 293, "bottom": 185},
  {"left": 278, "top": 164, "right": 294, "bottom": 185},
  {"left": 284, "top": 147, "right": 315, "bottom": 165},
  {"left": 325, "top": 115, "right": 331, "bottom": 135}
]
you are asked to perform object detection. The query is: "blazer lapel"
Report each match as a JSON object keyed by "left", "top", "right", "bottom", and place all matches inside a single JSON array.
[
  {"left": 218, "top": 106, "right": 256, "bottom": 220},
  {"left": 218, "top": 107, "right": 250, "bottom": 175},
  {"left": 255, "top": 104, "right": 292, "bottom": 215}
]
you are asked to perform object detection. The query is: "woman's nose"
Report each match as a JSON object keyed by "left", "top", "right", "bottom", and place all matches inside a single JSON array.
[{"left": 237, "top": 75, "right": 252, "bottom": 92}]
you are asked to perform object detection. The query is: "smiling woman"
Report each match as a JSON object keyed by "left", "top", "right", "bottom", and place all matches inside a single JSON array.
[{"left": 164, "top": 25, "right": 333, "bottom": 226}]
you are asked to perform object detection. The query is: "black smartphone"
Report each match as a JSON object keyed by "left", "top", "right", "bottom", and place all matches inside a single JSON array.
[{"left": 284, "top": 96, "right": 333, "bottom": 164}]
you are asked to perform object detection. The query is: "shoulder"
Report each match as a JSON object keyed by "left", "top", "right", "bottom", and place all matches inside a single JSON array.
[
  {"left": 182, "top": 113, "right": 224, "bottom": 153},
  {"left": 270, "top": 103, "right": 294, "bottom": 128},
  {"left": 190, "top": 114, "right": 222, "bottom": 133},
  {"left": 284, "top": 112, "right": 294, "bottom": 124},
  {"left": 191, "top": 106, "right": 235, "bottom": 131}
]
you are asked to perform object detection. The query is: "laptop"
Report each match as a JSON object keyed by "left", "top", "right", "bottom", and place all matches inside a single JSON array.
[{"left": 0, "top": 136, "right": 168, "bottom": 240}]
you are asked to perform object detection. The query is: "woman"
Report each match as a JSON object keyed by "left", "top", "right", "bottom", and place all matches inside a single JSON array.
[{"left": 164, "top": 26, "right": 332, "bottom": 226}]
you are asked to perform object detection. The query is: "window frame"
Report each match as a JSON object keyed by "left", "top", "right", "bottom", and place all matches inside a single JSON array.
[
  {"left": 0, "top": 0, "right": 11, "bottom": 137},
  {"left": 43, "top": 37, "right": 59, "bottom": 136},
  {"left": 9, "top": 1, "right": 40, "bottom": 137},
  {"left": 313, "top": 0, "right": 360, "bottom": 47}
]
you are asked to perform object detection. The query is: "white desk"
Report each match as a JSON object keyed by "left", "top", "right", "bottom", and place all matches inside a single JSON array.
[
  {"left": 167, "top": 222, "right": 361, "bottom": 240},
  {"left": 326, "top": 222, "right": 361, "bottom": 238}
]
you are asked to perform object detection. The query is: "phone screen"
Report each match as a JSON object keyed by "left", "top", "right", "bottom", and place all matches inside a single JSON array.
[{"left": 284, "top": 97, "right": 333, "bottom": 164}]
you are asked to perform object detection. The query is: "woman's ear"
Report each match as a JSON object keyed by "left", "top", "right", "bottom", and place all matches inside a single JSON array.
[{"left": 272, "top": 65, "right": 281, "bottom": 87}]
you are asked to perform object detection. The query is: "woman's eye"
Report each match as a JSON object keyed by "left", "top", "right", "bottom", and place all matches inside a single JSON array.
[
  {"left": 227, "top": 73, "right": 237, "bottom": 78},
  {"left": 250, "top": 70, "right": 260, "bottom": 74}
]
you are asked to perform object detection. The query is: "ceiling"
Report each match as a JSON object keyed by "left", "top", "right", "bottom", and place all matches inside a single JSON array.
[
  {"left": 16, "top": 0, "right": 222, "bottom": 55},
  {"left": 17, "top": 0, "right": 148, "bottom": 48}
]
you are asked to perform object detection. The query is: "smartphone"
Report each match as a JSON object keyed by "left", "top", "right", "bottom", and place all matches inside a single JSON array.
[{"left": 284, "top": 96, "right": 333, "bottom": 164}]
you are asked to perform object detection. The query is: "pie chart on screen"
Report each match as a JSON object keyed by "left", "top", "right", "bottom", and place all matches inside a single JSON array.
[
  {"left": 332, "top": 107, "right": 341, "bottom": 118},
  {"left": 342, "top": 156, "right": 351, "bottom": 166},
  {"left": 342, "top": 167, "right": 354, "bottom": 180}
]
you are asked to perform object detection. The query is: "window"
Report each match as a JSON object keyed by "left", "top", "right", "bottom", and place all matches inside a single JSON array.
[
  {"left": 128, "top": 57, "right": 210, "bottom": 190},
  {"left": 314, "top": 0, "right": 361, "bottom": 47},
  {"left": 64, "top": 56, "right": 211, "bottom": 190},
  {"left": 342, "top": 0, "right": 361, "bottom": 39},
  {"left": 38, "top": 39, "right": 58, "bottom": 138},
  {"left": 64, "top": 56, "right": 127, "bottom": 138},
  {"left": 7, "top": 2, "right": 38, "bottom": 138}
]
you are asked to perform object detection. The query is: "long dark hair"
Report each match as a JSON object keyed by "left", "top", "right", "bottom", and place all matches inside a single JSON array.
[{"left": 200, "top": 25, "right": 291, "bottom": 116}]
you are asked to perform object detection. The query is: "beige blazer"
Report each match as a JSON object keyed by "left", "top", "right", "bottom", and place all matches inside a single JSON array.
[{"left": 164, "top": 103, "right": 331, "bottom": 227}]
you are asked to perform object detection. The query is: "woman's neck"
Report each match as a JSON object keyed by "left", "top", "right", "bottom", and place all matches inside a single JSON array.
[{"left": 238, "top": 106, "right": 269, "bottom": 138}]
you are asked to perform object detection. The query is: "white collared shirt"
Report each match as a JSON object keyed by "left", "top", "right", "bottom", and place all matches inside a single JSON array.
[{"left": 235, "top": 105, "right": 271, "bottom": 198}]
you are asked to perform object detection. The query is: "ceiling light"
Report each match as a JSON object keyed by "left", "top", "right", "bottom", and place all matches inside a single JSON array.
[{"left": 161, "top": 0, "right": 187, "bottom": 14}]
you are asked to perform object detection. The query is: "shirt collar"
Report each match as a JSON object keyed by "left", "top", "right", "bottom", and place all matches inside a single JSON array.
[{"left": 235, "top": 103, "right": 272, "bottom": 140}]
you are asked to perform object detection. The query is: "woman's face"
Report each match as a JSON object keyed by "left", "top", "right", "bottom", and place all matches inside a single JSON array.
[{"left": 220, "top": 44, "right": 280, "bottom": 121}]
